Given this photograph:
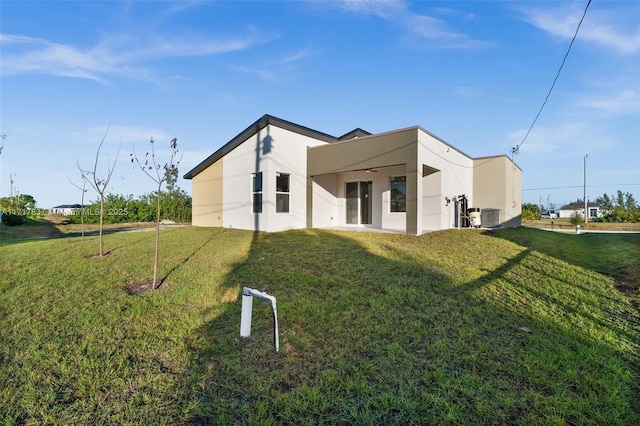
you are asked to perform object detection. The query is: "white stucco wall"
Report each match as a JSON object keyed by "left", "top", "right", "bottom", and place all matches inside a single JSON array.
[
  {"left": 311, "top": 174, "right": 338, "bottom": 229},
  {"left": 222, "top": 124, "right": 328, "bottom": 232},
  {"left": 380, "top": 165, "right": 407, "bottom": 232},
  {"left": 417, "top": 130, "right": 473, "bottom": 231},
  {"left": 309, "top": 128, "right": 474, "bottom": 234}
]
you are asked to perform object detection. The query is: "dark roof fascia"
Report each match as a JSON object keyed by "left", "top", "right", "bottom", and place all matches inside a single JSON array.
[
  {"left": 338, "top": 128, "right": 372, "bottom": 140},
  {"left": 183, "top": 114, "right": 338, "bottom": 179}
]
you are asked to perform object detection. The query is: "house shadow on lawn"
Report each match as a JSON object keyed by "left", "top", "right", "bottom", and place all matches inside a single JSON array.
[{"left": 177, "top": 229, "right": 640, "bottom": 424}]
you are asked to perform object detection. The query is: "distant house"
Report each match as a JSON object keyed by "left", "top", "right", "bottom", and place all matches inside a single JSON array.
[
  {"left": 184, "top": 114, "right": 522, "bottom": 234},
  {"left": 558, "top": 202, "right": 602, "bottom": 219},
  {"left": 51, "top": 204, "right": 82, "bottom": 216}
]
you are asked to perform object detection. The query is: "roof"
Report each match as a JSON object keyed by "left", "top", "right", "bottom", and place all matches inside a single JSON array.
[
  {"left": 183, "top": 114, "right": 339, "bottom": 179},
  {"left": 184, "top": 114, "right": 521, "bottom": 179},
  {"left": 52, "top": 204, "right": 82, "bottom": 209},
  {"left": 338, "top": 128, "right": 372, "bottom": 140},
  {"left": 559, "top": 202, "right": 601, "bottom": 210}
]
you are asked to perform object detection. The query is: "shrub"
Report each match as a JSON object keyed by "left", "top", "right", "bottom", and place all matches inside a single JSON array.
[
  {"left": 1, "top": 213, "right": 25, "bottom": 226},
  {"left": 569, "top": 212, "right": 585, "bottom": 226},
  {"left": 521, "top": 203, "right": 541, "bottom": 221}
]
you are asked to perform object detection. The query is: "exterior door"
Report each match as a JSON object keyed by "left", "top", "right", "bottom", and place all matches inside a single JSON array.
[
  {"left": 346, "top": 182, "right": 359, "bottom": 224},
  {"left": 345, "top": 181, "right": 372, "bottom": 225},
  {"left": 360, "top": 181, "right": 372, "bottom": 224}
]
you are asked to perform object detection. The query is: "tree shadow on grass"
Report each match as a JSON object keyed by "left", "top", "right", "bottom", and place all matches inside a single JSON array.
[
  {"left": 0, "top": 216, "right": 173, "bottom": 248},
  {"left": 177, "top": 229, "right": 640, "bottom": 424},
  {"left": 489, "top": 227, "right": 640, "bottom": 291},
  {"left": 0, "top": 218, "right": 65, "bottom": 246}
]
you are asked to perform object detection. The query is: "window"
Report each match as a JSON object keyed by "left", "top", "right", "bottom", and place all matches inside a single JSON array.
[
  {"left": 390, "top": 176, "right": 406, "bottom": 212},
  {"left": 276, "top": 172, "right": 290, "bottom": 213},
  {"left": 252, "top": 172, "right": 262, "bottom": 213}
]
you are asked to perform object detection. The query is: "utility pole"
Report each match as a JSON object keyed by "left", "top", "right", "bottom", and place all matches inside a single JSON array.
[
  {"left": 584, "top": 154, "right": 588, "bottom": 224},
  {"left": 0, "top": 133, "right": 6, "bottom": 199},
  {"left": 10, "top": 173, "right": 16, "bottom": 200}
]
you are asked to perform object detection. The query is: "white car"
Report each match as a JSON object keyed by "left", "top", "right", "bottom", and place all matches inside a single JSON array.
[{"left": 541, "top": 210, "right": 558, "bottom": 219}]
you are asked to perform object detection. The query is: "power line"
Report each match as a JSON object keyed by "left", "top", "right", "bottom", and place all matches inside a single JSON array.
[
  {"left": 514, "top": 0, "right": 592, "bottom": 154},
  {"left": 523, "top": 183, "right": 639, "bottom": 192}
]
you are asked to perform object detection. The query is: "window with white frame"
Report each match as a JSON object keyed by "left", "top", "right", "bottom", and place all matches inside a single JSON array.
[
  {"left": 276, "top": 172, "right": 290, "bottom": 213},
  {"left": 252, "top": 172, "right": 263, "bottom": 213},
  {"left": 390, "top": 176, "right": 406, "bottom": 212}
]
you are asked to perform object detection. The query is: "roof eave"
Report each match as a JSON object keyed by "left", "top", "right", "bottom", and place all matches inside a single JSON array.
[{"left": 183, "top": 114, "right": 337, "bottom": 179}]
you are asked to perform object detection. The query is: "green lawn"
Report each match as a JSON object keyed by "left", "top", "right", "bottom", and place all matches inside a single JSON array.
[{"left": 0, "top": 226, "right": 638, "bottom": 424}]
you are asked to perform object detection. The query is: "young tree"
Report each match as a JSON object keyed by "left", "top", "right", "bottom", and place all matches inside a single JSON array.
[
  {"left": 521, "top": 203, "right": 541, "bottom": 221},
  {"left": 131, "top": 137, "right": 181, "bottom": 289},
  {"left": 79, "top": 125, "right": 119, "bottom": 256},
  {"left": 595, "top": 190, "right": 639, "bottom": 223},
  {"left": 67, "top": 174, "right": 89, "bottom": 240}
]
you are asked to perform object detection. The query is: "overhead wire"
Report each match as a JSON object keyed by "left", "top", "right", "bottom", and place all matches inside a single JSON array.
[{"left": 514, "top": 0, "right": 592, "bottom": 154}]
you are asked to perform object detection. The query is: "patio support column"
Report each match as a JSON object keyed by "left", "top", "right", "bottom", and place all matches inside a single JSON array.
[
  {"left": 306, "top": 176, "right": 313, "bottom": 229},
  {"left": 406, "top": 164, "right": 422, "bottom": 235}
]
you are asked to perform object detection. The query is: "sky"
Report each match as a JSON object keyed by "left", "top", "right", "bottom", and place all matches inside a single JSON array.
[{"left": 1, "top": 0, "right": 638, "bottom": 211}]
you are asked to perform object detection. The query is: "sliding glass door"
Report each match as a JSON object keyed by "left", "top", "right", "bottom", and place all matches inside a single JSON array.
[{"left": 346, "top": 181, "right": 372, "bottom": 225}]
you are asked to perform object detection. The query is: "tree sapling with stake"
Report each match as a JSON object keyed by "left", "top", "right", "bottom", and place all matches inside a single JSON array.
[{"left": 131, "top": 137, "right": 181, "bottom": 289}]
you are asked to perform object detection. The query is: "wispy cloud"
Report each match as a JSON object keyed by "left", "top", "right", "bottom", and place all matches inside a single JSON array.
[
  {"left": 280, "top": 47, "right": 314, "bottom": 64},
  {"left": 231, "top": 65, "right": 278, "bottom": 82},
  {"left": 519, "top": 4, "right": 640, "bottom": 55},
  {"left": 0, "top": 28, "right": 276, "bottom": 82},
  {"left": 334, "top": 0, "right": 490, "bottom": 49},
  {"left": 576, "top": 89, "right": 639, "bottom": 116},
  {"left": 509, "top": 121, "right": 613, "bottom": 156},
  {"left": 337, "top": 0, "right": 405, "bottom": 19},
  {"left": 453, "top": 86, "right": 482, "bottom": 97},
  {"left": 231, "top": 46, "right": 315, "bottom": 82},
  {"left": 70, "top": 125, "right": 173, "bottom": 146}
]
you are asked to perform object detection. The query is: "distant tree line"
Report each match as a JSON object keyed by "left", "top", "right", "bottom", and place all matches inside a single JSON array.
[
  {"left": 594, "top": 191, "right": 639, "bottom": 223},
  {"left": 521, "top": 190, "right": 638, "bottom": 223},
  {"left": 65, "top": 187, "right": 191, "bottom": 225},
  {"left": 0, "top": 194, "right": 46, "bottom": 225}
]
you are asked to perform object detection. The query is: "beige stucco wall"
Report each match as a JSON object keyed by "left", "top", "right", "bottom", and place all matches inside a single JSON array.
[
  {"left": 191, "top": 159, "right": 223, "bottom": 227},
  {"left": 308, "top": 128, "right": 420, "bottom": 233},
  {"left": 473, "top": 156, "right": 521, "bottom": 227},
  {"left": 308, "top": 127, "right": 475, "bottom": 234}
]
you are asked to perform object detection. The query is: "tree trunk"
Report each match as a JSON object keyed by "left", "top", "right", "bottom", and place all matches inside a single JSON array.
[
  {"left": 80, "top": 190, "right": 85, "bottom": 240},
  {"left": 99, "top": 194, "right": 104, "bottom": 256},
  {"left": 153, "top": 185, "right": 161, "bottom": 288}
]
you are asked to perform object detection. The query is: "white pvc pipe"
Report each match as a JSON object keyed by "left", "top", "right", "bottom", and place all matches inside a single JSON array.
[
  {"left": 240, "top": 293, "right": 254, "bottom": 337},
  {"left": 240, "top": 287, "right": 279, "bottom": 352}
]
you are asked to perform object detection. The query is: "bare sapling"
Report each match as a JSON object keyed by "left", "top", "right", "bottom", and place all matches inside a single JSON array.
[
  {"left": 131, "top": 137, "right": 181, "bottom": 289},
  {"left": 79, "top": 124, "right": 119, "bottom": 257},
  {"left": 67, "top": 174, "right": 88, "bottom": 240}
]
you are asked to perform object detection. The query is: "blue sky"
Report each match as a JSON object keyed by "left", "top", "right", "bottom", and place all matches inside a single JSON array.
[{"left": 1, "top": 0, "right": 638, "bottom": 211}]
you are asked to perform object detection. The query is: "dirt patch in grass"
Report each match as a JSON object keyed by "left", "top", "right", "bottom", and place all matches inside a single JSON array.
[
  {"left": 84, "top": 251, "right": 112, "bottom": 259},
  {"left": 614, "top": 273, "right": 639, "bottom": 292},
  {"left": 124, "top": 278, "right": 169, "bottom": 295}
]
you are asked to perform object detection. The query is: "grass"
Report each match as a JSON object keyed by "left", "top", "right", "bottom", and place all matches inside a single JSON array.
[
  {"left": 525, "top": 218, "right": 640, "bottom": 233},
  {"left": 0, "top": 224, "right": 638, "bottom": 424}
]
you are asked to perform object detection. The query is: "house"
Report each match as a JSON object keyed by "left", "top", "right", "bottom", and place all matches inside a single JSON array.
[
  {"left": 184, "top": 114, "right": 522, "bottom": 235},
  {"left": 558, "top": 202, "right": 602, "bottom": 220},
  {"left": 50, "top": 204, "right": 82, "bottom": 216}
]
